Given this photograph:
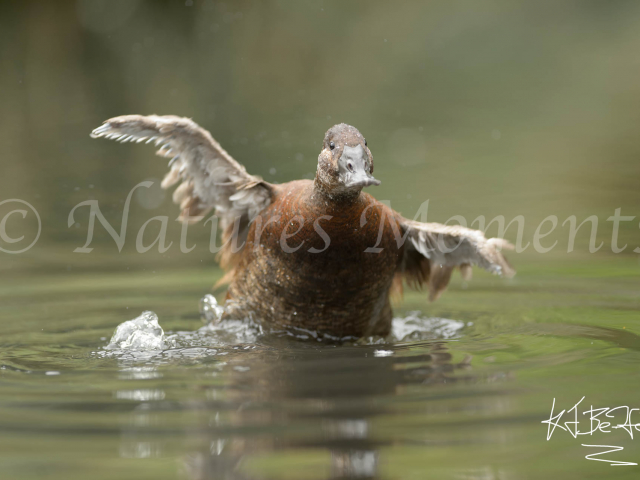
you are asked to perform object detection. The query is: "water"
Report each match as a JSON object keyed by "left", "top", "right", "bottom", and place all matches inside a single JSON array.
[
  {"left": 106, "top": 311, "right": 166, "bottom": 352},
  {"left": 1, "top": 259, "right": 638, "bottom": 480}
]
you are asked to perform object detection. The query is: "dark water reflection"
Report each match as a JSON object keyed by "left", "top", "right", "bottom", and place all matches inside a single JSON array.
[
  {"left": 116, "top": 336, "right": 475, "bottom": 480},
  {"left": 0, "top": 265, "right": 638, "bottom": 480}
]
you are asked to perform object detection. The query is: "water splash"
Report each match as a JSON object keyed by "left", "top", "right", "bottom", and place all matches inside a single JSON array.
[
  {"left": 390, "top": 312, "right": 466, "bottom": 342},
  {"left": 97, "top": 296, "right": 262, "bottom": 362},
  {"left": 96, "top": 300, "right": 468, "bottom": 362},
  {"left": 199, "top": 294, "right": 224, "bottom": 323},
  {"left": 106, "top": 311, "right": 165, "bottom": 351}
]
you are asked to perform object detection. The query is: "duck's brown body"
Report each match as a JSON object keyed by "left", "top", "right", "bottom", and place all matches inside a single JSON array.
[
  {"left": 92, "top": 116, "right": 515, "bottom": 339},
  {"left": 225, "top": 180, "right": 402, "bottom": 337}
]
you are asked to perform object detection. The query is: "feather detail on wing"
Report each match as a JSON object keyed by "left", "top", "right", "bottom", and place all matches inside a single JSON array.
[
  {"left": 397, "top": 219, "right": 515, "bottom": 301},
  {"left": 91, "top": 115, "right": 273, "bottom": 274}
]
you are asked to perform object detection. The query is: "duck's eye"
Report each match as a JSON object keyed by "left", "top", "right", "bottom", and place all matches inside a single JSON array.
[
  {"left": 329, "top": 141, "right": 335, "bottom": 150},
  {"left": 347, "top": 162, "right": 354, "bottom": 172},
  {"left": 364, "top": 139, "right": 367, "bottom": 146}
]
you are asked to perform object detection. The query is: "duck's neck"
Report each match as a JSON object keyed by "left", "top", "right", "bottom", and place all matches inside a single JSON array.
[{"left": 313, "top": 174, "right": 362, "bottom": 204}]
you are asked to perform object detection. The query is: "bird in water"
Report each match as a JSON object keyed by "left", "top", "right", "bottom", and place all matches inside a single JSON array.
[{"left": 92, "top": 116, "right": 514, "bottom": 338}]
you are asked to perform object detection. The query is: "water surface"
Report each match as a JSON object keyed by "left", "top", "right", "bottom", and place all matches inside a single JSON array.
[{"left": 1, "top": 257, "right": 638, "bottom": 479}]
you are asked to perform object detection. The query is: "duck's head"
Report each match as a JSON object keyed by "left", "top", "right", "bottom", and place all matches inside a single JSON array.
[{"left": 315, "top": 123, "right": 380, "bottom": 198}]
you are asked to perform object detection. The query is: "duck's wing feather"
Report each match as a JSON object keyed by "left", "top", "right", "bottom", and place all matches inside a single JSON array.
[
  {"left": 396, "top": 218, "right": 515, "bottom": 301},
  {"left": 91, "top": 115, "right": 274, "bottom": 274},
  {"left": 91, "top": 115, "right": 273, "bottom": 228}
]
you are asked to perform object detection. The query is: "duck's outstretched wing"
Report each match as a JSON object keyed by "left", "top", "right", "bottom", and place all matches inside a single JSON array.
[
  {"left": 91, "top": 115, "right": 272, "bottom": 226},
  {"left": 396, "top": 218, "right": 515, "bottom": 301},
  {"left": 91, "top": 115, "right": 274, "bottom": 272}
]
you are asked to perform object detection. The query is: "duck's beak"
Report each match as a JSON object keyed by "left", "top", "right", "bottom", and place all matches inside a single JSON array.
[
  {"left": 345, "top": 174, "right": 381, "bottom": 189},
  {"left": 340, "top": 145, "right": 381, "bottom": 189}
]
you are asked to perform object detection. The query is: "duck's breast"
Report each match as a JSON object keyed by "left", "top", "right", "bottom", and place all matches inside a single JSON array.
[{"left": 228, "top": 181, "right": 401, "bottom": 334}]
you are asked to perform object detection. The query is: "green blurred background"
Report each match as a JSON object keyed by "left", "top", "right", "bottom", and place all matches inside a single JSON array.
[{"left": 1, "top": 0, "right": 639, "bottom": 272}]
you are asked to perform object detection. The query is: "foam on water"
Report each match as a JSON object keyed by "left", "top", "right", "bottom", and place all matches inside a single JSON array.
[
  {"left": 390, "top": 312, "right": 466, "bottom": 341},
  {"left": 98, "top": 295, "right": 468, "bottom": 361}
]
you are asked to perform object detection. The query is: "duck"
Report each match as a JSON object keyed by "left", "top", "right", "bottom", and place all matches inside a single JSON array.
[{"left": 92, "top": 116, "right": 514, "bottom": 338}]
